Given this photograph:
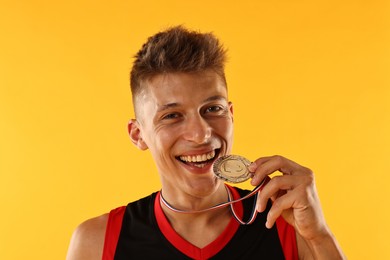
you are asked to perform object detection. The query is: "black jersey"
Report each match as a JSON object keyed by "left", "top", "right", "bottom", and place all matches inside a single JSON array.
[{"left": 103, "top": 185, "right": 298, "bottom": 260}]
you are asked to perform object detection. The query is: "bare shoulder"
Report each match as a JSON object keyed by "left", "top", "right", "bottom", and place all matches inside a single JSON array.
[{"left": 66, "top": 213, "right": 109, "bottom": 260}]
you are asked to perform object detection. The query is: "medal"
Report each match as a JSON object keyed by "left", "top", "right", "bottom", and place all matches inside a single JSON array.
[{"left": 213, "top": 155, "right": 252, "bottom": 183}]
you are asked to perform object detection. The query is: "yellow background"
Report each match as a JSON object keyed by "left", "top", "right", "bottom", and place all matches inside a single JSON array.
[{"left": 1, "top": 0, "right": 389, "bottom": 259}]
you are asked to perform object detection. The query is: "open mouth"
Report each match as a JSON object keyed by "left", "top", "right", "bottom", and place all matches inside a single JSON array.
[{"left": 176, "top": 149, "right": 220, "bottom": 168}]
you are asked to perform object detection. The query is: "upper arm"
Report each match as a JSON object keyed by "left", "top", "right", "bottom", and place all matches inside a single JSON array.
[{"left": 66, "top": 214, "right": 109, "bottom": 260}]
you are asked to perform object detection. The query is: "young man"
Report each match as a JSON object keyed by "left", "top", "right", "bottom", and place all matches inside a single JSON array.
[{"left": 67, "top": 26, "right": 345, "bottom": 259}]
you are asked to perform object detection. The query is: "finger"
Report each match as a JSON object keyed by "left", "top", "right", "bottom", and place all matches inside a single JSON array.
[
  {"left": 248, "top": 156, "right": 273, "bottom": 173},
  {"left": 256, "top": 187, "right": 286, "bottom": 213},
  {"left": 250, "top": 155, "right": 292, "bottom": 186},
  {"left": 256, "top": 175, "right": 299, "bottom": 212},
  {"left": 250, "top": 155, "right": 311, "bottom": 186},
  {"left": 249, "top": 156, "right": 277, "bottom": 186},
  {"left": 265, "top": 188, "right": 300, "bottom": 229}
]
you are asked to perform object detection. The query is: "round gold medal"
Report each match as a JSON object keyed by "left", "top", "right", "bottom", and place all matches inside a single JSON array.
[{"left": 213, "top": 155, "right": 252, "bottom": 183}]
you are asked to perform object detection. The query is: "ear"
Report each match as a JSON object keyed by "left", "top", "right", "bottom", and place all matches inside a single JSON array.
[
  {"left": 128, "top": 119, "right": 148, "bottom": 150},
  {"left": 228, "top": 101, "right": 234, "bottom": 122}
]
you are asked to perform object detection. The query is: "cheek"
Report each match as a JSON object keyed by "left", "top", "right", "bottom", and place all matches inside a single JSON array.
[
  {"left": 223, "top": 115, "right": 234, "bottom": 132},
  {"left": 148, "top": 128, "right": 176, "bottom": 154},
  {"left": 213, "top": 118, "right": 234, "bottom": 138}
]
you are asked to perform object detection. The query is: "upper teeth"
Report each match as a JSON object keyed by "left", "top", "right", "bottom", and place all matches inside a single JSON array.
[{"left": 179, "top": 150, "right": 215, "bottom": 163}]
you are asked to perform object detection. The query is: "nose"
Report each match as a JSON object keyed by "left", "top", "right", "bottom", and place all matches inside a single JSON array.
[{"left": 182, "top": 114, "right": 212, "bottom": 144}]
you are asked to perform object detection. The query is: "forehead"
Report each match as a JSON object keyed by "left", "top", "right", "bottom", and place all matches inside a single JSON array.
[{"left": 136, "top": 70, "right": 228, "bottom": 108}]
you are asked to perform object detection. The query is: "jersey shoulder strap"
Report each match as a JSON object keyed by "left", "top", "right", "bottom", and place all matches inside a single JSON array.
[{"left": 102, "top": 206, "right": 126, "bottom": 260}]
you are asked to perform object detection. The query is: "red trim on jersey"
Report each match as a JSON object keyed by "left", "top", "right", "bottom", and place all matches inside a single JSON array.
[
  {"left": 154, "top": 185, "right": 243, "bottom": 260},
  {"left": 102, "top": 206, "right": 126, "bottom": 260},
  {"left": 276, "top": 216, "right": 299, "bottom": 260}
]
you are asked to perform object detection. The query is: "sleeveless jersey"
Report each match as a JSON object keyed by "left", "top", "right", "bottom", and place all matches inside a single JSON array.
[{"left": 103, "top": 186, "right": 298, "bottom": 260}]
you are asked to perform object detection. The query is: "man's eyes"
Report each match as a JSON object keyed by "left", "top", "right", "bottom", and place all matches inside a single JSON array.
[
  {"left": 160, "top": 105, "right": 226, "bottom": 121},
  {"left": 205, "top": 105, "right": 225, "bottom": 114},
  {"left": 162, "top": 113, "right": 180, "bottom": 120}
]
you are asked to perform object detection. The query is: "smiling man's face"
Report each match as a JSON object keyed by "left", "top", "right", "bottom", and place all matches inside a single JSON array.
[{"left": 130, "top": 70, "right": 234, "bottom": 197}]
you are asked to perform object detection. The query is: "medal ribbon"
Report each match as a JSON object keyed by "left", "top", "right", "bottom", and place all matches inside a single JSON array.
[{"left": 159, "top": 178, "right": 266, "bottom": 225}]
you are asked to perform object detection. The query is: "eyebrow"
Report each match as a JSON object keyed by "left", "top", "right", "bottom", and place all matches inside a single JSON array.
[
  {"left": 203, "top": 95, "right": 227, "bottom": 103},
  {"left": 157, "top": 95, "right": 227, "bottom": 113},
  {"left": 157, "top": 102, "right": 179, "bottom": 112}
]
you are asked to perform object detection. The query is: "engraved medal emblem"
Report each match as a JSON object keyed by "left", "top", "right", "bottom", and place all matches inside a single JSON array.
[{"left": 213, "top": 155, "right": 252, "bottom": 183}]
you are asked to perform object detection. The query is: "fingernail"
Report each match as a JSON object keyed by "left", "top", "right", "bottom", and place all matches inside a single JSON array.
[
  {"left": 248, "top": 162, "right": 256, "bottom": 172},
  {"left": 265, "top": 221, "right": 272, "bottom": 229},
  {"left": 250, "top": 177, "right": 257, "bottom": 185},
  {"left": 256, "top": 203, "right": 262, "bottom": 213},
  {"left": 251, "top": 176, "right": 258, "bottom": 186}
]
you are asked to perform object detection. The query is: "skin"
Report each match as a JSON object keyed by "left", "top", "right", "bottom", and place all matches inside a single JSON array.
[
  {"left": 66, "top": 70, "right": 345, "bottom": 259},
  {"left": 129, "top": 70, "right": 235, "bottom": 248},
  {"left": 249, "top": 156, "right": 345, "bottom": 259}
]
